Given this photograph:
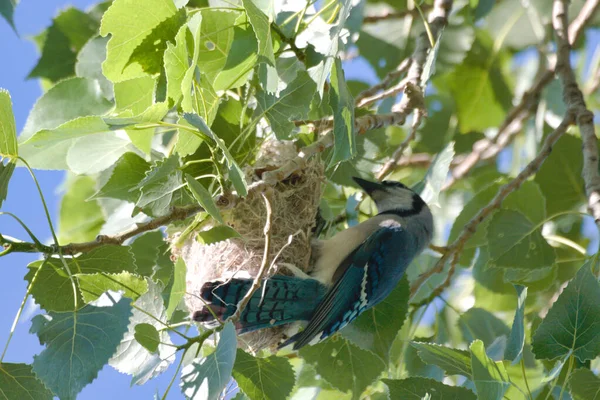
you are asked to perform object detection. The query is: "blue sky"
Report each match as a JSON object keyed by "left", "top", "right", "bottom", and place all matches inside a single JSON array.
[{"left": 0, "top": 1, "right": 184, "bottom": 398}]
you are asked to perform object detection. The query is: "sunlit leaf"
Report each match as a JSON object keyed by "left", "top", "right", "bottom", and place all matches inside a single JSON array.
[
  {"left": 0, "top": 363, "right": 54, "bottom": 400},
  {"left": 470, "top": 340, "right": 510, "bottom": 400},
  {"left": 233, "top": 350, "right": 295, "bottom": 400},
  {"left": 180, "top": 322, "right": 237, "bottom": 400},
  {"left": 504, "top": 285, "right": 527, "bottom": 364},
  {"left": 109, "top": 282, "right": 176, "bottom": 385},
  {"left": 31, "top": 297, "right": 132, "bottom": 400},
  {"left": 532, "top": 260, "right": 600, "bottom": 362},
  {"left": 0, "top": 89, "right": 17, "bottom": 158}
]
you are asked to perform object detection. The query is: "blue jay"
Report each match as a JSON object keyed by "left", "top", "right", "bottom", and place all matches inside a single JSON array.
[{"left": 193, "top": 177, "right": 433, "bottom": 350}]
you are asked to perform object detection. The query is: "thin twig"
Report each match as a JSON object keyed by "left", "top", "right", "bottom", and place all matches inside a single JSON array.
[
  {"left": 553, "top": 0, "right": 600, "bottom": 235},
  {"left": 362, "top": 6, "right": 432, "bottom": 24},
  {"left": 228, "top": 192, "right": 273, "bottom": 323},
  {"left": 410, "top": 113, "right": 574, "bottom": 297},
  {"left": 377, "top": 109, "right": 425, "bottom": 180},
  {"left": 354, "top": 59, "right": 412, "bottom": 106}
]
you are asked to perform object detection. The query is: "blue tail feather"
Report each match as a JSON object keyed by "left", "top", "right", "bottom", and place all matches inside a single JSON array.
[{"left": 193, "top": 275, "right": 326, "bottom": 333}]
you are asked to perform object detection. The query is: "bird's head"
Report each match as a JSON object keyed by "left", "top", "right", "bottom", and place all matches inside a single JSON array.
[{"left": 353, "top": 177, "right": 427, "bottom": 217}]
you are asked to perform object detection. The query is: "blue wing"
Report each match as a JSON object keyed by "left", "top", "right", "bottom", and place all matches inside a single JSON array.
[{"left": 280, "top": 224, "right": 417, "bottom": 350}]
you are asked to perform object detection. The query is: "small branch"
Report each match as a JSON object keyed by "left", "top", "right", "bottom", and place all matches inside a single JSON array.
[
  {"left": 553, "top": 0, "right": 600, "bottom": 234},
  {"left": 354, "top": 59, "right": 412, "bottom": 106},
  {"left": 2, "top": 205, "right": 203, "bottom": 256},
  {"left": 376, "top": 108, "right": 425, "bottom": 180},
  {"left": 271, "top": 22, "right": 305, "bottom": 63},
  {"left": 362, "top": 6, "right": 432, "bottom": 24},
  {"left": 228, "top": 192, "right": 273, "bottom": 323},
  {"left": 411, "top": 113, "right": 574, "bottom": 297},
  {"left": 356, "top": 76, "right": 410, "bottom": 109},
  {"left": 567, "top": 0, "right": 600, "bottom": 44}
]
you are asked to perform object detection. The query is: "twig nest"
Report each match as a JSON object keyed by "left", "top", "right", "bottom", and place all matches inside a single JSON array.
[{"left": 176, "top": 140, "right": 324, "bottom": 352}]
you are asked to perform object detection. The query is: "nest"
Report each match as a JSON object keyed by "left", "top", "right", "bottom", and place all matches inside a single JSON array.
[{"left": 175, "top": 140, "right": 324, "bottom": 352}]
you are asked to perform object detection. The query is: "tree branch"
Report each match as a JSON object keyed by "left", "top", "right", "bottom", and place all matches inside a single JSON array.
[
  {"left": 553, "top": 0, "right": 600, "bottom": 232},
  {"left": 377, "top": 108, "right": 425, "bottom": 180},
  {"left": 1, "top": 205, "right": 204, "bottom": 256},
  {"left": 362, "top": 6, "right": 432, "bottom": 24}
]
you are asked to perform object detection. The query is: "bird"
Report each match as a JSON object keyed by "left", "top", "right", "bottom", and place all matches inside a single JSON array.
[{"left": 193, "top": 177, "right": 434, "bottom": 350}]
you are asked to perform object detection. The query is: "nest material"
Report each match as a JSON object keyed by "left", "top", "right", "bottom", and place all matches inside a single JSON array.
[{"left": 177, "top": 140, "right": 324, "bottom": 352}]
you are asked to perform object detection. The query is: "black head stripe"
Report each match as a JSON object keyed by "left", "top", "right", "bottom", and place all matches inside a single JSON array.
[{"left": 378, "top": 193, "right": 426, "bottom": 218}]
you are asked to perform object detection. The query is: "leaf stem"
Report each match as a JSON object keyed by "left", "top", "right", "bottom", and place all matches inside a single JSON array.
[
  {"left": 0, "top": 257, "right": 47, "bottom": 362},
  {"left": 521, "top": 357, "right": 533, "bottom": 400}
]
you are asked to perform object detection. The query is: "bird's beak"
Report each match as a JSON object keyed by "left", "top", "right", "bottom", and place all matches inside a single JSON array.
[{"left": 353, "top": 177, "right": 386, "bottom": 196}]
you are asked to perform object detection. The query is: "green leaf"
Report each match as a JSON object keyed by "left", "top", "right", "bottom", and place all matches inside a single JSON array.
[
  {"left": 58, "top": 175, "right": 105, "bottom": 244},
  {"left": 308, "top": 0, "right": 353, "bottom": 97},
  {"left": 458, "top": 308, "right": 510, "bottom": 347},
  {"left": 130, "top": 230, "right": 164, "bottom": 278},
  {"left": 77, "top": 272, "right": 148, "bottom": 303},
  {"left": 532, "top": 260, "right": 600, "bottom": 362},
  {"left": 411, "top": 343, "right": 472, "bottom": 377},
  {"left": 198, "top": 10, "right": 257, "bottom": 91},
  {"left": 174, "top": 116, "right": 204, "bottom": 157},
  {"left": 185, "top": 174, "right": 224, "bottom": 224},
  {"left": 93, "top": 152, "right": 151, "bottom": 202},
  {"left": 487, "top": 209, "right": 555, "bottom": 269},
  {"left": 232, "top": 350, "right": 295, "bottom": 400},
  {"left": 114, "top": 76, "right": 156, "bottom": 114},
  {"left": 534, "top": 134, "right": 586, "bottom": 215},
  {"left": 469, "top": 339, "right": 511, "bottom": 400},
  {"left": 254, "top": 70, "right": 316, "bottom": 139},
  {"left": 135, "top": 156, "right": 185, "bottom": 217},
  {"left": 126, "top": 9, "right": 186, "bottom": 76},
  {"left": 0, "top": 89, "right": 17, "bottom": 158},
  {"left": 342, "top": 276, "right": 409, "bottom": 361},
  {"left": 449, "top": 181, "right": 502, "bottom": 264},
  {"left": 178, "top": 13, "right": 220, "bottom": 125},
  {"left": 447, "top": 34, "right": 511, "bottom": 132},
  {"left": 382, "top": 377, "right": 477, "bottom": 400},
  {"left": 420, "top": 30, "right": 442, "bottom": 89},
  {"left": 164, "top": 23, "right": 188, "bottom": 106},
  {"left": 502, "top": 180, "right": 547, "bottom": 223},
  {"left": 75, "top": 36, "right": 114, "bottom": 99},
  {"left": 504, "top": 285, "right": 527, "bottom": 364},
  {"left": 28, "top": 8, "right": 99, "bottom": 82},
  {"left": 0, "top": 363, "right": 54, "bottom": 400},
  {"left": 242, "top": 0, "right": 277, "bottom": 93},
  {"left": 180, "top": 322, "right": 237, "bottom": 400},
  {"left": 182, "top": 113, "right": 247, "bottom": 196},
  {"left": 31, "top": 297, "right": 132, "bottom": 400},
  {"left": 196, "top": 225, "right": 241, "bottom": 245},
  {"left": 100, "top": 0, "right": 181, "bottom": 82},
  {"left": 329, "top": 58, "right": 356, "bottom": 166},
  {"left": 413, "top": 142, "right": 455, "bottom": 206},
  {"left": 0, "top": 0, "right": 18, "bottom": 32},
  {"left": 164, "top": 257, "right": 186, "bottom": 318},
  {"left": 26, "top": 258, "right": 84, "bottom": 312},
  {"left": 76, "top": 246, "right": 137, "bottom": 275},
  {"left": 299, "top": 338, "right": 386, "bottom": 397},
  {"left": 20, "top": 77, "right": 112, "bottom": 140},
  {"left": 21, "top": 115, "right": 131, "bottom": 172},
  {"left": 0, "top": 160, "right": 15, "bottom": 208},
  {"left": 134, "top": 323, "right": 160, "bottom": 353},
  {"left": 570, "top": 368, "right": 600, "bottom": 400},
  {"left": 109, "top": 282, "right": 175, "bottom": 385}
]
